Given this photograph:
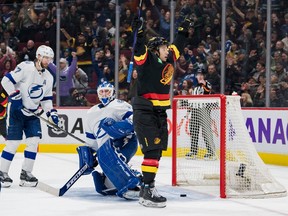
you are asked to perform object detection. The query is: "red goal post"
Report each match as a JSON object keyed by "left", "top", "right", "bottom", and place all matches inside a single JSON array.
[{"left": 172, "top": 94, "right": 286, "bottom": 199}]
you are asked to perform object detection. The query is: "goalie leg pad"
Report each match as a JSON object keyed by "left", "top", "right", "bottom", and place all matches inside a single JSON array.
[
  {"left": 97, "top": 140, "right": 140, "bottom": 198},
  {"left": 77, "top": 146, "right": 95, "bottom": 175},
  {"left": 113, "top": 134, "right": 138, "bottom": 163}
]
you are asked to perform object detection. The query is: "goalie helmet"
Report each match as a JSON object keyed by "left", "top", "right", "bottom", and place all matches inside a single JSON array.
[
  {"left": 147, "top": 37, "right": 169, "bottom": 51},
  {"left": 97, "top": 81, "right": 115, "bottom": 106},
  {"left": 36, "top": 45, "right": 54, "bottom": 60}
]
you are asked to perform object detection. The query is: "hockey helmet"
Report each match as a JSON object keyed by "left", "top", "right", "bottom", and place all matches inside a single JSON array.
[
  {"left": 97, "top": 81, "right": 115, "bottom": 106},
  {"left": 147, "top": 37, "right": 169, "bottom": 51},
  {"left": 36, "top": 45, "right": 54, "bottom": 60}
]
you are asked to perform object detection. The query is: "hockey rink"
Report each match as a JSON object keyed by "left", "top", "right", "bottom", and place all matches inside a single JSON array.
[{"left": 0, "top": 153, "right": 287, "bottom": 216}]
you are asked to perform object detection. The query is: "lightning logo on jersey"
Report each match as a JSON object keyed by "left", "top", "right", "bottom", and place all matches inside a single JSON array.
[{"left": 28, "top": 84, "right": 44, "bottom": 99}]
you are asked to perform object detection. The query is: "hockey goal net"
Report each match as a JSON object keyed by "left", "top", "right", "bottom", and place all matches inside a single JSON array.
[{"left": 172, "top": 94, "right": 287, "bottom": 198}]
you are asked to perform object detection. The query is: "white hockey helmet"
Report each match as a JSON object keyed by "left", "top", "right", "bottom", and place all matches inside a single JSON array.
[
  {"left": 97, "top": 81, "right": 115, "bottom": 106},
  {"left": 36, "top": 45, "right": 54, "bottom": 60}
]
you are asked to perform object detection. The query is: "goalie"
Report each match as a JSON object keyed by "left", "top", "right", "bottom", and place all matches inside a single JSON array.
[{"left": 77, "top": 82, "right": 140, "bottom": 199}]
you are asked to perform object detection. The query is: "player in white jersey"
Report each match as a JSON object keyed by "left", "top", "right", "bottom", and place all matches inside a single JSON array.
[
  {"left": 77, "top": 82, "right": 140, "bottom": 199},
  {"left": 0, "top": 45, "right": 59, "bottom": 187}
]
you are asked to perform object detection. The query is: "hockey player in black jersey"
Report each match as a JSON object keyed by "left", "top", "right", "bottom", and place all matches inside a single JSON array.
[{"left": 131, "top": 15, "right": 193, "bottom": 208}]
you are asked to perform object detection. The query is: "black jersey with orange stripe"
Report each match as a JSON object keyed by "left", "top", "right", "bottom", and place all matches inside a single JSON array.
[
  {"left": 0, "top": 88, "right": 8, "bottom": 119},
  {"left": 133, "top": 33, "right": 186, "bottom": 109}
]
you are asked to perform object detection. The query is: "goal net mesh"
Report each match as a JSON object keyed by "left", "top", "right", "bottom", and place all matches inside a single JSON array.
[{"left": 172, "top": 95, "right": 286, "bottom": 198}]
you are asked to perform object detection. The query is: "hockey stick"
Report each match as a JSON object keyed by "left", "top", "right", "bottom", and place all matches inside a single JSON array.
[
  {"left": 22, "top": 107, "right": 85, "bottom": 143},
  {"left": 22, "top": 108, "right": 95, "bottom": 196},
  {"left": 37, "top": 163, "right": 90, "bottom": 196},
  {"left": 127, "top": 0, "right": 143, "bottom": 83}
]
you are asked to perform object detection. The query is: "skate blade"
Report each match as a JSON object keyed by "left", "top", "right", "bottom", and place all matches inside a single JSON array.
[
  {"left": 19, "top": 180, "right": 38, "bottom": 187},
  {"left": 139, "top": 198, "right": 166, "bottom": 208},
  {"left": 123, "top": 190, "right": 140, "bottom": 200},
  {"left": 1, "top": 182, "right": 12, "bottom": 188}
]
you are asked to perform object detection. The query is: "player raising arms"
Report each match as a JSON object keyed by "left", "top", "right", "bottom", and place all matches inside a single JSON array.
[
  {"left": 0, "top": 45, "right": 58, "bottom": 187},
  {"left": 77, "top": 81, "right": 140, "bottom": 199},
  {"left": 131, "top": 16, "right": 193, "bottom": 207}
]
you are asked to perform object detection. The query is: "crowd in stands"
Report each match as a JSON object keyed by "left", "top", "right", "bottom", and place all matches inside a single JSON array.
[{"left": 0, "top": 0, "right": 287, "bottom": 107}]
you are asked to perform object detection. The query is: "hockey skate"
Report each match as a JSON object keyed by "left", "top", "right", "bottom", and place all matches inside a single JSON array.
[
  {"left": 0, "top": 171, "right": 13, "bottom": 188},
  {"left": 139, "top": 181, "right": 166, "bottom": 208},
  {"left": 19, "top": 169, "right": 38, "bottom": 187}
]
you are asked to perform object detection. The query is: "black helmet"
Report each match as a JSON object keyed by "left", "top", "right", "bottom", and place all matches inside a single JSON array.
[{"left": 147, "top": 37, "right": 169, "bottom": 51}]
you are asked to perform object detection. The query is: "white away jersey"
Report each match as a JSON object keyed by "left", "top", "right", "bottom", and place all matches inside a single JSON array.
[
  {"left": 2, "top": 61, "right": 54, "bottom": 112},
  {"left": 85, "top": 99, "right": 133, "bottom": 150}
]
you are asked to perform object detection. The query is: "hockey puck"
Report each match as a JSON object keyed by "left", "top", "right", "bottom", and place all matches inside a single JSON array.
[{"left": 180, "top": 194, "right": 187, "bottom": 197}]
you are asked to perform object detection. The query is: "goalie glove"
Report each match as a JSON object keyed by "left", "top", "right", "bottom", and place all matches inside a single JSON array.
[
  {"left": 46, "top": 109, "right": 59, "bottom": 127},
  {"left": 100, "top": 117, "right": 134, "bottom": 140}
]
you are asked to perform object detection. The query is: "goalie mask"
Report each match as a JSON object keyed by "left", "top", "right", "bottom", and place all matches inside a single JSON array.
[{"left": 97, "top": 82, "right": 115, "bottom": 106}]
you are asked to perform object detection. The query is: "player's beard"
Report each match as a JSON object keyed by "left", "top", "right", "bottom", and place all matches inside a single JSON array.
[{"left": 40, "top": 61, "right": 48, "bottom": 69}]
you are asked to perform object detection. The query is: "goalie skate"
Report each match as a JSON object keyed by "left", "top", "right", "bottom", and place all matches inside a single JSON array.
[
  {"left": 123, "top": 186, "right": 140, "bottom": 200},
  {"left": 19, "top": 170, "right": 38, "bottom": 187},
  {"left": 0, "top": 171, "right": 13, "bottom": 188}
]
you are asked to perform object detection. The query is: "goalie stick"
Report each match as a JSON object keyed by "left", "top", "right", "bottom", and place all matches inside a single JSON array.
[
  {"left": 127, "top": 0, "right": 143, "bottom": 83},
  {"left": 37, "top": 163, "right": 90, "bottom": 196},
  {"left": 22, "top": 108, "right": 95, "bottom": 196}
]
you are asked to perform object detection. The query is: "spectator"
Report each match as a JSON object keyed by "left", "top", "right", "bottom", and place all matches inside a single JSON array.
[
  {"left": 48, "top": 52, "right": 78, "bottom": 106},
  {"left": 0, "top": 41, "right": 15, "bottom": 57},
  {"left": 176, "top": 54, "right": 189, "bottom": 81},
  {"left": 18, "top": 0, "right": 38, "bottom": 42},
  {"left": 66, "top": 88, "right": 91, "bottom": 106},
  {"left": 91, "top": 19, "right": 106, "bottom": 46},
  {"left": 93, "top": 48, "right": 105, "bottom": 86},
  {"left": 70, "top": 32, "right": 93, "bottom": 82},
  {"left": 240, "top": 92, "right": 253, "bottom": 107},
  {"left": 253, "top": 84, "right": 265, "bottom": 107},
  {"left": 179, "top": 79, "right": 193, "bottom": 95},
  {"left": 249, "top": 60, "right": 266, "bottom": 81},
  {"left": 211, "top": 51, "right": 221, "bottom": 73},
  {"left": 0, "top": 53, "right": 16, "bottom": 77},
  {"left": 272, "top": 62, "right": 287, "bottom": 82},
  {"left": 105, "top": 19, "right": 116, "bottom": 38},
  {"left": 18, "top": 40, "right": 36, "bottom": 62},
  {"left": 73, "top": 67, "right": 89, "bottom": 92},
  {"left": 150, "top": 0, "right": 170, "bottom": 40},
  {"left": 118, "top": 54, "right": 128, "bottom": 89},
  {"left": 205, "top": 64, "right": 220, "bottom": 93}
]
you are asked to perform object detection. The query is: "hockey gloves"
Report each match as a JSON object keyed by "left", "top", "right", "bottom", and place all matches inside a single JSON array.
[
  {"left": 8, "top": 90, "right": 24, "bottom": 119},
  {"left": 46, "top": 109, "right": 59, "bottom": 127},
  {"left": 178, "top": 18, "right": 194, "bottom": 36},
  {"left": 132, "top": 16, "right": 144, "bottom": 36},
  {"left": 100, "top": 117, "right": 134, "bottom": 140}
]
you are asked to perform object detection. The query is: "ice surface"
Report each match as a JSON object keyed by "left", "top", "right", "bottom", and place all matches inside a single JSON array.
[{"left": 1, "top": 153, "right": 287, "bottom": 216}]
